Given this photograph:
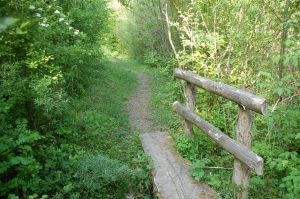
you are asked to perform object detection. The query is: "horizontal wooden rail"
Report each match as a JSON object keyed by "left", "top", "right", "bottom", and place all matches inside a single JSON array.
[
  {"left": 172, "top": 101, "right": 264, "bottom": 175},
  {"left": 174, "top": 68, "right": 268, "bottom": 116}
]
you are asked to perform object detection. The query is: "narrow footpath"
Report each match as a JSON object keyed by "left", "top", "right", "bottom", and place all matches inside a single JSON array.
[{"left": 113, "top": 60, "right": 219, "bottom": 199}]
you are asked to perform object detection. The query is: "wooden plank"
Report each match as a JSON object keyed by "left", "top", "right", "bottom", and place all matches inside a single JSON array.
[
  {"left": 172, "top": 101, "right": 264, "bottom": 175},
  {"left": 183, "top": 82, "right": 196, "bottom": 136},
  {"left": 232, "top": 89, "right": 254, "bottom": 199},
  {"left": 173, "top": 68, "right": 268, "bottom": 116}
]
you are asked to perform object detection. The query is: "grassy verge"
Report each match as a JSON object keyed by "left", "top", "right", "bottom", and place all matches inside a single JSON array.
[{"left": 56, "top": 60, "right": 154, "bottom": 198}]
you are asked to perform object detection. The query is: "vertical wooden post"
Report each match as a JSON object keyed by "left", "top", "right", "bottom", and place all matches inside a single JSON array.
[
  {"left": 183, "top": 82, "right": 196, "bottom": 136},
  {"left": 232, "top": 88, "right": 254, "bottom": 199}
]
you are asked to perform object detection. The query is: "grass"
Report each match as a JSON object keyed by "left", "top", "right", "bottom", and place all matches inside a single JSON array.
[{"left": 65, "top": 60, "right": 154, "bottom": 198}]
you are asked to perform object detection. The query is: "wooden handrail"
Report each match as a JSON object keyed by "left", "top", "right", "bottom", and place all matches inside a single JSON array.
[
  {"left": 174, "top": 68, "right": 268, "bottom": 116},
  {"left": 173, "top": 68, "right": 268, "bottom": 199},
  {"left": 173, "top": 101, "right": 263, "bottom": 175}
]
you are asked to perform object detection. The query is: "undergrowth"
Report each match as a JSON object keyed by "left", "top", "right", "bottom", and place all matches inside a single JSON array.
[
  {"left": 118, "top": 58, "right": 300, "bottom": 198},
  {"left": 62, "top": 60, "right": 154, "bottom": 198},
  {"left": 1, "top": 60, "right": 154, "bottom": 198}
]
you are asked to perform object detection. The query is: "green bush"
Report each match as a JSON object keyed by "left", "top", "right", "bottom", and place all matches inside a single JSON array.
[{"left": 76, "top": 155, "right": 146, "bottom": 198}]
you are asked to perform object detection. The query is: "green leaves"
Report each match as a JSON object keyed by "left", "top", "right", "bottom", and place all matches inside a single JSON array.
[
  {"left": 276, "top": 37, "right": 300, "bottom": 68},
  {"left": 190, "top": 158, "right": 211, "bottom": 181},
  {"left": 0, "top": 17, "right": 19, "bottom": 32},
  {"left": 275, "top": 55, "right": 281, "bottom": 64},
  {"left": 63, "top": 183, "right": 74, "bottom": 192},
  {"left": 267, "top": 151, "right": 300, "bottom": 197},
  {"left": 292, "top": 56, "right": 298, "bottom": 67},
  {"left": 10, "top": 156, "right": 35, "bottom": 166}
]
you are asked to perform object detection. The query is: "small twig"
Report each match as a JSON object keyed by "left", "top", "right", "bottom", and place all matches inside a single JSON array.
[
  {"left": 246, "top": 72, "right": 261, "bottom": 89},
  {"left": 203, "top": 166, "right": 233, "bottom": 170},
  {"left": 186, "top": 163, "right": 233, "bottom": 170},
  {"left": 272, "top": 93, "right": 300, "bottom": 112},
  {"left": 281, "top": 93, "right": 300, "bottom": 104},
  {"left": 271, "top": 97, "right": 281, "bottom": 113}
]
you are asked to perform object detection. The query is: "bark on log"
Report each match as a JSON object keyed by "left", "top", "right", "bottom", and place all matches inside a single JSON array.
[
  {"left": 173, "top": 68, "right": 268, "bottom": 116},
  {"left": 232, "top": 89, "right": 254, "bottom": 199},
  {"left": 172, "top": 101, "right": 264, "bottom": 175},
  {"left": 183, "top": 82, "right": 196, "bottom": 136}
]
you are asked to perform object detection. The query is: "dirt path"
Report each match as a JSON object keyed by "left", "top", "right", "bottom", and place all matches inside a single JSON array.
[
  {"left": 126, "top": 72, "right": 152, "bottom": 133},
  {"left": 112, "top": 59, "right": 219, "bottom": 199}
]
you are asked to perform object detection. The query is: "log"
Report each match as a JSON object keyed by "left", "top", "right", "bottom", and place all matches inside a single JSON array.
[
  {"left": 183, "top": 82, "right": 196, "bottom": 136},
  {"left": 173, "top": 68, "right": 268, "bottom": 116},
  {"left": 232, "top": 89, "right": 254, "bottom": 199},
  {"left": 172, "top": 101, "right": 264, "bottom": 175}
]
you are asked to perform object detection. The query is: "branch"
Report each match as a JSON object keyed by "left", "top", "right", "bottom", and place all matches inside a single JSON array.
[
  {"left": 260, "top": 0, "right": 283, "bottom": 23},
  {"left": 163, "top": 1, "right": 180, "bottom": 67}
]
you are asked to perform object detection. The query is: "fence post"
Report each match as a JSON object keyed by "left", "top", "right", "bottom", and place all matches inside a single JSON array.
[
  {"left": 232, "top": 88, "right": 254, "bottom": 199},
  {"left": 183, "top": 82, "right": 196, "bottom": 136}
]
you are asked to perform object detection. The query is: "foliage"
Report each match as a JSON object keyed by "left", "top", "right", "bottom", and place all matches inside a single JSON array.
[
  {"left": 0, "top": 119, "right": 44, "bottom": 195},
  {"left": 1, "top": 0, "right": 153, "bottom": 198},
  {"left": 74, "top": 155, "right": 146, "bottom": 198},
  {"left": 113, "top": 0, "right": 300, "bottom": 198},
  {"left": 63, "top": 61, "right": 153, "bottom": 198},
  {"left": 113, "top": 0, "right": 173, "bottom": 66},
  {"left": 190, "top": 158, "right": 211, "bottom": 181}
]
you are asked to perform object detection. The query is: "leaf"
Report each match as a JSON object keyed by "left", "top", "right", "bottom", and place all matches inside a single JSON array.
[
  {"left": 285, "top": 39, "right": 291, "bottom": 47},
  {"left": 284, "top": 88, "right": 291, "bottom": 96},
  {"left": 4, "top": 17, "right": 19, "bottom": 26},
  {"left": 290, "top": 153, "right": 298, "bottom": 161},
  {"left": 279, "top": 183, "right": 286, "bottom": 188},
  {"left": 0, "top": 161, "right": 10, "bottom": 174},
  {"left": 269, "top": 161, "right": 276, "bottom": 169},
  {"left": 293, "top": 176, "right": 300, "bottom": 185},
  {"left": 284, "top": 56, "right": 290, "bottom": 65},
  {"left": 295, "top": 133, "right": 300, "bottom": 140},
  {"left": 63, "top": 183, "right": 74, "bottom": 192},
  {"left": 10, "top": 156, "right": 35, "bottom": 165},
  {"left": 0, "top": 143, "right": 9, "bottom": 153},
  {"left": 19, "top": 145, "right": 32, "bottom": 152},
  {"left": 20, "top": 20, "right": 30, "bottom": 29},
  {"left": 8, "top": 194, "right": 19, "bottom": 199},
  {"left": 292, "top": 56, "right": 298, "bottom": 67},
  {"left": 275, "top": 88, "right": 283, "bottom": 96},
  {"left": 28, "top": 194, "right": 38, "bottom": 199},
  {"left": 16, "top": 27, "right": 27, "bottom": 34},
  {"left": 275, "top": 55, "right": 281, "bottom": 64},
  {"left": 15, "top": 118, "right": 21, "bottom": 125}
]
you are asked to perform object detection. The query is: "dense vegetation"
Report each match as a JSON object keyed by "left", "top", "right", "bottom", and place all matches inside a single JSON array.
[
  {"left": 1, "top": 0, "right": 299, "bottom": 198},
  {"left": 0, "top": 0, "right": 153, "bottom": 198},
  {"left": 113, "top": 0, "right": 300, "bottom": 198}
]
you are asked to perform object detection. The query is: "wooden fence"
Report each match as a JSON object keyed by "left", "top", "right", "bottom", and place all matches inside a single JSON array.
[{"left": 172, "top": 68, "right": 268, "bottom": 199}]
